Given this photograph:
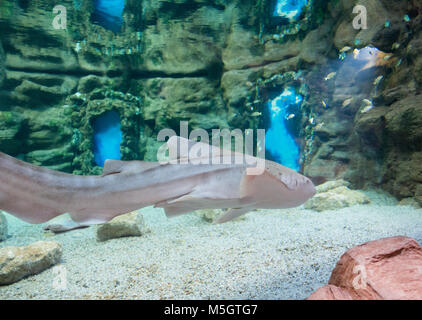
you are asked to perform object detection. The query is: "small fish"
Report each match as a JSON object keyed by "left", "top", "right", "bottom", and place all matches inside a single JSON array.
[
  {"left": 385, "top": 21, "right": 390, "bottom": 28},
  {"left": 286, "top": 114, "right": 296, "bottom": 120},
  {"left": 314, "top": 122, "right": 325, "bottom": 130},
  {"left": 353, "top": 48, "right": 360, "bottom": 59},
  {"left": 342, "top": 98, "right": 353, "bottom": 107},
  {"left": 361, "top": 105, "right": 374, "bottom": 114},
  {"left": 338, "top": 52, "right": 347, "bottom": 60},
  {"left": 245, "top": 81, "right": 253, "bottom": 87},
  {"left": 340, "top": 46, "right": 352, "bottom": 53},
  {"left": 324, "top": 72, "right": 336, "bottom": 81},
  {"left": 309, "top": 117, "right": 315, "bottom": 125},
  {"left": 75, "top": 42, "right": 81, "bottom": 53},
  {"left": 373, "top": 75, "right": 384, "bottom": 86},
  {"left": 362, "top": 99, "right": 372, "bottom": 106},
  {"left": 321, "top": 100, "right": 327, "bottom": 108},
  {"left": 404, "top": 15, "right": 410, "bottom": 22},
  {"left": 392, "top": 43, "right": 401, "bottom": 50},
  {"left": 251, "top": 112, "right": 262, "bottom": 117}
]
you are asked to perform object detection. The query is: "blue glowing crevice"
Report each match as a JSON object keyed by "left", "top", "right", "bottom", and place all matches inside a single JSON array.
[
  {"left": 265, "top": 88, "right": 302, "bottom": 171},
  {"left": 91, "top": 0, "right": 125, "bottom": 32},
  {"left": 93, "top": 111, "right": 122, "bottom": 167},
  {"left": 273, "top": 0, "right": 308, "bottom": 21}
]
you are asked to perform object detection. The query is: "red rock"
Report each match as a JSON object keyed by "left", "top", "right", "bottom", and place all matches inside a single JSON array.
[
  {"left": 307, "top": 285, "right": 353, "bottom": 300},
  {"left": 307, "top": 236, "right": 422, "bottom": 300}
]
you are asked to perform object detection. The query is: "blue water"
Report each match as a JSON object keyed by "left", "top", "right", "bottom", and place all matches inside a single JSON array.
[
  {"left": 93, "top": 111, "right": 122, "bottom": 167},
  {"left": 265, "top": 88, "right": 302, "bottom": 171},
  {"left": 91, "top": 0, "right": 125, "bottom": 32},
  {"left": 273, "top": 0, "right": 308, "bottom": 21}
]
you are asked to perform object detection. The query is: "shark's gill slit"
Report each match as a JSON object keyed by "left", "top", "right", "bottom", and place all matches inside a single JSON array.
[
  {"left": 92, "top": 110, "right": 122, "bottom": 167},
  {"left": 265, "top": 87, "right": 303, "bottom": 172},
  {"left": 90, "top": 0, "right": 125, "bottom": 33}
]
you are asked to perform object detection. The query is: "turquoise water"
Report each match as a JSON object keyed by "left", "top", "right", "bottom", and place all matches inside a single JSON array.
[
  {"left": 265, "top": 88, "right": 302, "bottom": 171},
  {"left": 91, "top": 0, "right": 125, "bottom": 32},
  {"left": 92, "top": 111, "right": 122, "bottom": 167},
  {"left": 273, "top": 0, "right": 308, "bottom": 21}
]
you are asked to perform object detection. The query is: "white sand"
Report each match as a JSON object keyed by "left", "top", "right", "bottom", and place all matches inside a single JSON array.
[{"left": 0, "top": 192, "right": 421, "bottom": 300}]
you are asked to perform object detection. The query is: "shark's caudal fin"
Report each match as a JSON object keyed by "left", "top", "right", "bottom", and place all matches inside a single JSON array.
[{"left": 0, "top": 152, "right": 71, "bottom": 224}]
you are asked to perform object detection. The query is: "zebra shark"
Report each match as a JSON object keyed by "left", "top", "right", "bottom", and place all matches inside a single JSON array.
[{"left": 0, "top": 136, "right": 315, "bottom": 232}]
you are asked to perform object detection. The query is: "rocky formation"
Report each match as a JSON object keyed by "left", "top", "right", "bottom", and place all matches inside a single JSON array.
[
  {"left": 0, "top": 241, "right": 62, "bottom": 285},
  {"left": 96, "top": 211, "right": 149, "bottom": 242},
  {"left": 305, "top": 180, "right": 370, "bottom": 211},
  {"left": 308, "top": 236, "right": 422, "bottom": 300},
  {"left": 303, "top": 0, "right": 422, "bottom": 204},
  {"left": 0, "top": 0, "right": 331, "bottom": 174},
  {"left": 0, "top": 212, "right": 7, "bottom": 241},
  {"left": 0, "top": 0, "right": 421, "bottom": 202},
  {"left": 398, "top": 197, "right": 421, "bottom": 208}
]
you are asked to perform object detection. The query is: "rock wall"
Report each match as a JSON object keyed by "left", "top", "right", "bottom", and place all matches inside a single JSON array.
[
  {"left": 302, "top": 0, "right": 422, "bottom": 203},
  {"left": 0, "top": 0, "right": 421, "bottom": 202}
]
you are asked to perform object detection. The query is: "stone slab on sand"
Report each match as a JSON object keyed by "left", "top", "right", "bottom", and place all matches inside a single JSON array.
[{"left": 0, "top": 241, "right": 62, "bottom": 285}]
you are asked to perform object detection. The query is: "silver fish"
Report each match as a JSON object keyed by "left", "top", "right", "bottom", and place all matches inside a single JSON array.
[
  {"left": 340, "top": 46, "right": 352, "bottom": 53},
  {"left": 373, "top": 75, "right": 384, "bottom": 86},
  {"left": 324, "top": 72, "right": 336, "bottom": 81},
  {"left": 342, "top": 98, "right": 353, "bottom": 107}
]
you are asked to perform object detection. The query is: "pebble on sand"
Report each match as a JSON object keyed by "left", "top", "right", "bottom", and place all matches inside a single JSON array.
[
  {"left": 305, "top": 180, "right": 370, "bottom": 212},
  {"left": 0, "top": 241, "right": 62, "bottom": 285},
  {"left": 96, "top": 211, "right": 149, "bottom": 242}
]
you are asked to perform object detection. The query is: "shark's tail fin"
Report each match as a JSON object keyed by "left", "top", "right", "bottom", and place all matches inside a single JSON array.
[{"left": 0, "top": 152, "right": 73, "bottom": 224}]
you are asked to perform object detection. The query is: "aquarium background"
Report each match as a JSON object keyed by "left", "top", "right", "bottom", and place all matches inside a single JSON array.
[
  {"left": 0, "top": 0, "right": 422, "bottom": 301},
  {"left": 0, "top": 0, "right": 421, "bottom": 203}
]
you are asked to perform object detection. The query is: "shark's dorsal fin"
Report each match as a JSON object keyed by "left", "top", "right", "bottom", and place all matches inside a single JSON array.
[
  {"left": 167, "top": 136, "right": 237, "bottom": 161},
  {"left": 102, "top": 160, "right": 161, "bottom": 176},
  {"left": 102, "top": 160, "right": 125, "bottom": 176},
  {"left": 167, "top": 136, "right": 216, "bottom": 161}
]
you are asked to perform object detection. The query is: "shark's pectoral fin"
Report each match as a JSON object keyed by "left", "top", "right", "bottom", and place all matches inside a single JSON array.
[
  {"left": 43, "top": 219, "right": 90, "bottom": 233},
  {"left": 215, "top": 207, "right": 251, "bottom": 224},
  {"left": 155, "top": 195, "right": 203, "bottom": 218},
  {"left": 163, "top": 206, "right": 195, "bottom": 217}
]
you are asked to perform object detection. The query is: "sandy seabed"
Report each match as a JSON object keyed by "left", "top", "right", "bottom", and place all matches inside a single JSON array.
[{"left": 0, "top": 191, "right": 421, "bottom": 300}]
